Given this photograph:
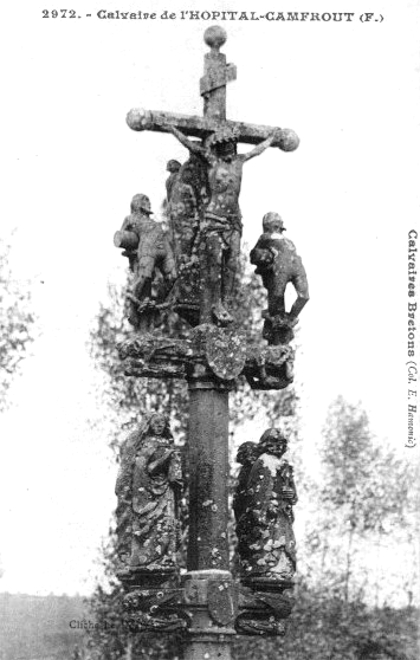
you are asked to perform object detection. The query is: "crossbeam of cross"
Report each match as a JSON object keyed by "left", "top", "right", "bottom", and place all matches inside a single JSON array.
[{"left": 126, "top": 25, "right": 299, "bottom": 152}]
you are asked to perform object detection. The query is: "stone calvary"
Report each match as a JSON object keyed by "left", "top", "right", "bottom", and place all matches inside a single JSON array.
[{"left": 112, "top": 25, "right": 309, "bottom": 660}]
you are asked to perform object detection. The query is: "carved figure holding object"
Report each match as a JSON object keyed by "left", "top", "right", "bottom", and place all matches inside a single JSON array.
[
  {"left": 114, "top": 194, "right": 177, "bottom": 331},
  {"left": 115, "top": 413, "right": 183, "bottom": 578},
  {"left": 250, "top": 212, "right": 309, "bottom": 345},
  {"left": 235, "top": 428, "right": 297, "bottom": 583}
]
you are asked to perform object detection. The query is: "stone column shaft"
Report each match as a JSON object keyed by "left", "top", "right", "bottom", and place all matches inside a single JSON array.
[{"left": 187, "top": 381, "right": 230, "bottom": 571}]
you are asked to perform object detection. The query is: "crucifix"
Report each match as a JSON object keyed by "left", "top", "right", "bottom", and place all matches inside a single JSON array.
[
  {"left": 127, "top": 25, "right": 299, "bottom": 327},
  {"left": 115, "top": 25, "right": 301, "bottom": 660}
]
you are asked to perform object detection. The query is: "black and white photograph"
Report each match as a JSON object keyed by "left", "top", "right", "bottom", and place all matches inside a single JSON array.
[{"left": 0, "top": 1, "right": 419, "bottom": 658}]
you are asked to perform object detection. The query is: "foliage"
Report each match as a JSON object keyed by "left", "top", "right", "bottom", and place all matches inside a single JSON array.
[
  {"left": 233, "top": 583, "right": 418, "bottom": 660},
  {"left": 0, "top": 237, "right": 34, "bottom": 410},
  {"left": 304, "top": 396, "right": 419, "bottom": 606},
  {"left": 84, "top": 575, "right": 419, "bottom": 660},
  {"left": 0, "top": 592, "right": 86, "bottom": 660},
  {"left": 320, "top": 397, "right": 411, "bottom": 534}
]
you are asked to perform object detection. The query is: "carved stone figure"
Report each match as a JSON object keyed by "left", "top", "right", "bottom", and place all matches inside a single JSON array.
[
  {"left": 114, "top": 194, "right": 177, "bottom": 331},
  {"left": 165, "top": 159, "right": 181, "bottom": 202},
  {"left": 233, "top": 441, "right": 260, "bottom": 566},
  {"left": 167, "top": 157, "right": 202, "bottom": 261},
  {"left": 116, "top": 28, "right": 303, "bottom": 649},
  {"left": 168, "top": 125, "right": 279, "bottom": 326},
  {"left": 235, "top": 428, "right": 297, "bottom": 583},
  {"left": 115, "top": 413, "right": 183, "bottom": 580},
  {"left": 250, "top": 213, "right": 309, "bottom": 344},
  {"left": 166, "top": 154, "right": 209, "bottom": 325}
]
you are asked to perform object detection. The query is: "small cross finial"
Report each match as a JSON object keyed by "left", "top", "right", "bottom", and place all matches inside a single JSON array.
[{"left": 203, "top": 25, "right": 227, "bottom": 52}]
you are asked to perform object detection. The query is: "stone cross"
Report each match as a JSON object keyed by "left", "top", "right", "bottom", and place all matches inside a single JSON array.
[
  {"left": 126, "top": 25, "right": 299, "bottom": 326},
  {"left": 118, "top": 27, "right": 300, "bottom": 660},
  {"left": 126, "top": 26, "right": 299, "bottom": 152}
]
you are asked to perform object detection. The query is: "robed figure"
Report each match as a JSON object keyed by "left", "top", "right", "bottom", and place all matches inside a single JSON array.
[
  {"left": 236, "top": 428, "right": 298, "bottom": 582},
  {"left": 115, "top": 413, "right": 183, "bottom": 577}
]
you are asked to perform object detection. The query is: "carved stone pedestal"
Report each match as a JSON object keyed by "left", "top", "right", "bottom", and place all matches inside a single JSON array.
[
  {"left": 118, "top": 567, "right": 188, "bottom": 633},
  {"left": 237, "top": 580, "right": 295, "bottom": 636},
  {"left": 122, "top": 587, "right": 189, "bottom": 633},
  {"left": 117, "top": 329, "right": 294, "bottom": 390},
  {"left": 182, "top": 571, "right": 237, "bottom": 660}
]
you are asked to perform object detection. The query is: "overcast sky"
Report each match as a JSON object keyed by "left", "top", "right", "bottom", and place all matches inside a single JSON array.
[{"left": 0, "top": 0, "right": 419, "bottom": 596}]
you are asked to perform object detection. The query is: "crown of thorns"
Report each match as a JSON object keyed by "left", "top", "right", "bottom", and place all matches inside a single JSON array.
[{"left": 208, "top": 126, "right": 241, "bottom": 146}]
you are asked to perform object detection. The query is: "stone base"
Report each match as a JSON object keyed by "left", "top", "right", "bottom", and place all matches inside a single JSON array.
[
  {"left": 236, "top": 578, "right": 295, "bottom": 636},
  {"left": 116, "top": 569, "right": 294, "bottom": 637},
  {"left": 117, "top": 566, "right": 177, "bottom": 590},
  {"left": 182, "top": 570, "right": 237, "bottom": 632},
  {"left": 242, "top": 576, "right": 294, "bottom": 592},
  {"left": 122, "top": 587, "right": 189, "bottom": 633}
]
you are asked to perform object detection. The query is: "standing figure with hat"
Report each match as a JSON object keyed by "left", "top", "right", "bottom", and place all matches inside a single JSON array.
[
  {"left": 168, "top": 125, "right": 279, "bottom": 325},
  {"left": 250, "top": 212, "right": 309, "bottom": 345}
]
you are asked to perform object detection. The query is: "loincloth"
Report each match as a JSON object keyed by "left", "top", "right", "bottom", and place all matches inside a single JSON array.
[{"left": 201, "top": 212, "right": 243, "bottom": 247}]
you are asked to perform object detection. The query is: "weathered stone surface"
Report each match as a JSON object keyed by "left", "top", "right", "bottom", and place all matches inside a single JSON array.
[
  {"left": 126, "top": 28, "right": 299, "bottom": 334},
  {"left": 187, "top": 384, "right": 230, "bottom": 571},
  {"left": 244, "top": 344, "right": 294, "bottom": 389},
  {"left": 233, "top": 442, "right": 261, "bottom": 566},
  {"left": 234, "top": 429, "right": 298, "bottom": 583},
  {"left": 122, "top": 588, "right": 190, "bottom": 633},
  {"left": 168, "top": 124, "right": 280, "bottom": 326},
  {"left": 166, "top": 152, "right": 207, "bottom": 326},
  {"left": 182, "top": 571, "right": 238, "bottom": 632},
  {"left": 200, "top": 325, "right": 247, "bottom": 380},
  {"left": 165, "top": 159, "right": 182, "bottom": 202},
  {"left": 200, "top": 26, "right": 235, "bottom": 122},
  {"left": 116, "top": 25, "right": 303, "bottom": 656},
  {"left": 127, "top": 108, "right": 299, "bottom": 150},
  {"left": 117, "top": 330, "right": 294, "bottom": 389},
  {"left": 117, "top": 333, "right": 194, "bottom": 379},
  {"left": 250, "top": 212, "right": 309, "bottom": 345},
  {"left": 115, "top": 413, "right": 183, "bottom": 583},
  {"left": 115, "top": 195, "right": 177, "bottom": 332},
  {"left": 236, "top": 584, "right": 295, "bottom": 636}
]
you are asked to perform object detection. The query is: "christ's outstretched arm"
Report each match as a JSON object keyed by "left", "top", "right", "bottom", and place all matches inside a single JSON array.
[
  {"left": 241, "top": 131, "right": 279, "bottom": 162},
  {"left": 168, "top": 125, "right": 204, "bottom": 157}
]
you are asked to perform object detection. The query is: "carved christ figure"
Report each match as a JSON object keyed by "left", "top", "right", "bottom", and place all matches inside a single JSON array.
[{"left": 168, "top": 124, "right": 279, "bottom": 325}]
